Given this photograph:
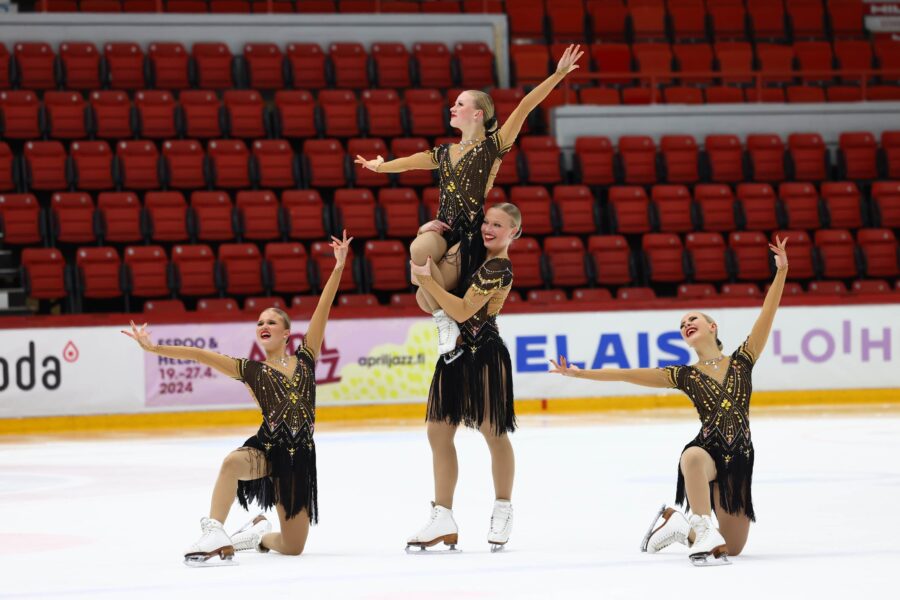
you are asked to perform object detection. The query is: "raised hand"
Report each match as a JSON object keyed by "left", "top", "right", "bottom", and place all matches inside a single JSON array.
[
  {"left": 354, "top": 154, "right": 385, "bottom": 172},
  {"left": 555, "top": 44, "right": 584, "bottom": 76},
  {"left": 548, "top": 355, "right": 581, "bottom": 377},
  {"left": 330, "top": 229, "right": 353, "bottom": 268},
  {"left": 418, "top": 219, "right": 451, "bottom": 236},
  {"left": 769, "top": 235, "right": 789, "bottom": 271},
  {"left": 409, "top": 256, "right": 434, "bottom": 279},
  {"left": 121, "top": 320, "right": 156, "bottom": 352}
]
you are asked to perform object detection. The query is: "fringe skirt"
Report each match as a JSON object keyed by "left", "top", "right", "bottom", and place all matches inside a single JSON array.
[
  {"left": 675, "top": 439, "right": 755, "bottom": 521},
  {"left": 236, "top": 428, "right": 318, "bottom": 523},
  {"left": 427, "top": 335, "right": 516, "bottom": 436}
]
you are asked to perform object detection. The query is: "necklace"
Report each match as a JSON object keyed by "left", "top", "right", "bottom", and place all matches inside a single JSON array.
[
  {"left": 699, "top": 355, "right": 726, "bottom": 370},
  {"left": 456, "top": 137, "right": 484, "bottom": 151},
  {"left": 267, "top": 355, "right": 289, "bottom": 369}
]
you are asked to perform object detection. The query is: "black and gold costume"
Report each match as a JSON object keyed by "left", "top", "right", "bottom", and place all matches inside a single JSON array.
[
  {"left": 428, "top": 258, "right": 516, "bottom": 435},
  {"left": 429, "top": 131, "right": 511, "bottom": 295},
  {"left": 663, "top": 338, "right": 757, "bottom": 520},
  {"left": 233, "top": 343, "right": 318, "bottom": 523}
]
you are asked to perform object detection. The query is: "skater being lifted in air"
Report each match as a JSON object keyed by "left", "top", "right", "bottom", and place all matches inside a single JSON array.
[
  {"left": 123, "top": 231, "right": 352, "bottom": 566},
  {"left": 550, "top": 237, "right": 790, "bottom": 566},
  {"left": 355, "top": 44, "right": 583, "bottom": 357}
]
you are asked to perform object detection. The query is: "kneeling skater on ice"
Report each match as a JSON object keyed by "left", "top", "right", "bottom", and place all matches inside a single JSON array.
[
  {"left": 405, "top": 203, "right": 522, "bottom": 553},
  {"left": 550, "top": 237, "right": 790, "bottom": 566},
  {"left": 123, "top": 231, "right": 352, "bottom": 566}
]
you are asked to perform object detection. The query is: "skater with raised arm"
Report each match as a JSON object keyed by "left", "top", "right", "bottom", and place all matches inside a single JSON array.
[
  {"left": 355, "top": 44, "right": 583, "bottom": 356},
  {"left": 123, "top": 231, "right": 353, "bottom": 566},
  {"left": 405, "top": 203, "right": 521, "bottom": 553},
  {"left": 549, "top": 237, "right": 790, "bottom": 566}
]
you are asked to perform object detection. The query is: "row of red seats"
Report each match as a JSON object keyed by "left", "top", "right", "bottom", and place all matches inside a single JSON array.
[
  {"left": 0, "top": 40, "right": 494, "bottom": 92},
  {"left": 41, "top": 0, "right": 502, "bottom": 16},
  {"left": 575, "top": 132, "right": 900, "bottom": 186},
  {"left": 511, "top": 39, "right": 900, "bottom": 85},
  {"left": 572, "top": 83, "right": 900, "bottom": 105}
]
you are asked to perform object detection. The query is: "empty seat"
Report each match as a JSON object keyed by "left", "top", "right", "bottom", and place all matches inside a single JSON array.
[
  {"left": 75, "top": 246, "right": 122, "bottom": 301},
  {"left": 506, "top": 0, "right": 546, "bottom": 39},
  {"left": 677, "top": 283, "right": 717, "bottom": 300},
  {"left": 70, "top": 141, "right": 115, "bottom": 191},
  {"left": 135, "top": 90, "right": 178, "bottom": 139},
  {"left": 544, "top": 236, "right": 588, "bottom": 288},
  {"left": 236, "top": 190, "right": 281, "bottom": 241},
  {"left": 162, "top": 139, "right": 207, "bottom": 190},
  {"left": 59, "top": 42, "right": 101, "bottom": 90},
  {"left": 618, "top": 136, "right": 658, "bottom": 184},
  {"left": 243, "top": 296, "right": 287, "bottom": 314},
  {"left": 609, "top": 186, "right": 652, "bottom": 233},
  {"left": 587, "top": 1, "right": 629, "bottom": 42},
  {"left": 821, "top": 182, "right": 863, "bottom": 229},
  {"left": 191, "top": 190, "right": 236, "bottom": 242},
  {"left": 807, "top": 280, "right": 847, "bottom": 296},
  {"left": 526, "top": 289, "right": 568, "bottom": 306},
  {"left": 377, "top": 188, "right": 420, "bottom": 238},
  {"left": 286, "top": 43, "right": 328, "bottom": 90},
  {"left": 454, "top": 42, "right": 496, "bottom": 88},
  {"left": 520, "top": 136, "right": 563, "bottom": 185},
  {"left": 709, "top": 2, "right": 747, "bottom": 41},
  {"left": 714, "top": 41, "right": 754, "bottom": 84},
  {"left": 89, "top": 91, "right": 134, "bottom": 140},
  {"left": 720, "top": 282, "right": 762, "bottom": 298},
  {"left": 14, "top": 42, "right": 56, "bottom": 90},
  {"left": 849, "top": 279, "right": 891, "bottom": 296},
  {"left": 390, "top": 137, "right": 437, "bottom": 187},
  {"left": 663, "top": 86, "right": 704, "bottom": 105},
  {"left": 554, "top": 185, "right": 597, "bottom": 234},
  {"left": 510, "top": 186, "right": 554, "bottom": 236},
  {"left": 0, "top": 91, "right": 42, "bottom": 140},
  {"left": 149, "top": 42, "right": 190, "bottom": 90},
  {"left": 364, "top": 239, "right": 409, "bottom": 292},
  {"left": 197, "top": 297, "right": 240, "bottom": 313},
  {"left": 405, "top": 89, "right": 448, "bottom": 137},
  {"left": 192, "top": 42, "right": 235, "bottom": 90},
  {"left": 747, "top": 134, "right": 786, "bottom": 182},
  {"left": 309, "top": 240, "right": 356, "bottom": 292},
  {"left": 779, "top": 182, "right": 822, "bottom": 229},
  {"left": 283, "top": 189, "right": 328, "bottom": 240},
  {"left": 772, "top": 229, "right": 815, "bottom": 279},
  {"left": 748, "top": 0, "right": 787, "bottom": 41},
  {"left": 329, "top": 42, "right": 369, "bottom": 89},
  {"left": 729, "top": 231, "right": 771, "bottom": 281},
  {"left": 507, "top": 236, "right": 544, "bottom": 288},
  {"left": 651, "top": 184, "right": 694, "bottom": 233},
  {"left": 116, "top": 140, "right": 161, "bottom": 190},
  {"left": 208, "top": 139, "right": 251, "bottom": 189},
  {"left": 180, "top": 90, "right": 224, "bottom": 139},
  {"left": 736, "top": 183, "right": 779, "bottom": 230},
  {"left": 696, "top": 185, "right": 738, "bottom": 232},
  {"left": 787, "top": 132, "right": 828, "bottom": 181},
  {"left": 44, "top": 91, "right": 89, "bottom": 140},
  {"left": 704, "top": 86, "right": 745, "bottom": 104},
  {"left": 829, "top": 0, "right": 866, "bottom": 39},
  {"left": 371, "top": 42, "right": 411, "bottom": 89},
  {"left": 273, "top": 90, "right": 317, "bottom": 138},
  {"left": 219, "top": 243, "right": 264, "bottom": 295},
  {"left": 880, "top": 131, "right": 900, "bottom": 179},
  {"left": 412, "top": 42, "right": 453, "bottom": 89},
  {"left": 124, "top": 245, "right": 170, "bottom": 298},
  {"left": 244, "top": 43, "right": 286, "bottom": 90},
  {"left": 21, "top": 248, "right": 68, "bottom": 300},
  {"left": 265, "top": 242, "right": 311, "bottom": 295},
  {"left": 145, "top": 191, "right": 189, "bottom": 242},
  {"left": 0, "top": 43, "right": 9, "bottom": 90},
  {"left": 794, "top": 41, "right": 833, "bottom": 83},
  {"left": 591, "top": 43, "right": 634, "bottom": 85},
  {"left": 704, "top": 134, "right": 744, "bottom": 183},
  {"left": 223, "top": 90, "right": 266, "bottom": 139},
  {"left": 252, "top": 139, "right": 299, "bottom": 189},
  {"left": 574, "top": 136, "right": 615, "bottom": 185},
  {"left": 833, "top": 39, "right": 873, "bottom": 83},
  {"left": 616, "top": 286, "right": 657, "bottom": 301},
  {"left": 588, "top": 234, "right": 633, "bottom": 286},
  {"left": 787, "top": 0, "right": 826, "bottom": 40},
  {"left": 633, "top": 42, "right": 673, "bottom": 84},
  {"left": 510, "top": 44, "right": 549, "bottom": 87},
  {"left": 303, "top": 139, "right": 348, "bottom": 188},
  {"left": 24, "top": 141, "right": 68, "bottom": 192},
  {"left": 333, "top": 188, "right": 378, "bottom": 239},
  {"left": 857, "top": 228, "right": 899, "bottom": 278},
  {"left": 686, "top": 232, "right": 729, "bottom": 282},
  {"left": 785, "top": 85, "right": 826, "bottom": 103},
  {"left": 104, "top": 42, "right": 146, "bottom": 90},
  {"left": 815, "top": 229, "right": 858, "bottom": 279},
  {"left": 838, "top": 131, "right": 878, "bottom": 180},
  {"left": 672, "top": 43, "right": 714, "bottom": 84},
  {"left": 579, "top": 87, "right": 621, "bottom": 105},
  {"left": 0, "top": 193, "right": 42, "bottom": 245},
  {"left": 659, "top": 135, "right": 699, "bottom": 183},
  {"left": 629, "top": 1, "right": 667, "bottom": 41},
  {"left": 361, "top": 89, "right": 404, "bottom": 138},
  {"left": 642, "top": 233, "right": 686, "bottom": 283},
  {"left": 319, "top": 89, "right": 362, "bottom": 138},
  {"left": 348, "top": 138, "right": 390, "bottom": 188},
  {"left": 172, "top": 244, "right": 217, "bottom": 296},
  {"left": 0, "top": 143, "right": 14, "bottom": 193},
  {"left": 871, "top": 181, "right": 900, "bottom": 228}
]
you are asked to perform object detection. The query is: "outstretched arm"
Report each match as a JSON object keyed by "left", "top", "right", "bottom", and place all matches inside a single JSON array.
[
  {"left": 122, "top": 321, "right": 240, "bottom": 378},
  {"left": 304, "top": 230, "right": 352, "bottom": 359},
  {"left": 354, "top": 151, "right": 437, "bottom": 174},
  {"left": 497, "top": 44, "right": 584, "bottom": 147},
  {"left": 411, "top": 256, "right": 491, "bottom": 323},
  {"left": 548, "top": 356, "right": 672, "bottom": 388},
  {"left": 746, "top": 236, "right": 789, "bottom": 359}
]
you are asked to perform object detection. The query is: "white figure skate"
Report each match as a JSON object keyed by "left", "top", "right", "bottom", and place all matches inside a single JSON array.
[
  {"left": 641, "top": 505, "right": 691, "bottom": 553},
  {"left": 183, "top": 517, "right": 236, "bottom": 567},
  {"left": 405, "top": 502, "right": 460, "bottom": 554},
  {"left": 487, "top": 499, "right": 513, "bottom": 552},
  {"left": 230, "top": 514, "right": 272, "bottom": 553},
  {"left": 433, "top": 309, "right": 461, "bottom": 356},
  {"left": 688, "top": 514, "right": 731, "bottom": 566}
]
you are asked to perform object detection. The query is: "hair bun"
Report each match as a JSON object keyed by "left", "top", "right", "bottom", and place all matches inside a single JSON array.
[{"left": 484, "top": 115, "right": 498, "bottom": 132}]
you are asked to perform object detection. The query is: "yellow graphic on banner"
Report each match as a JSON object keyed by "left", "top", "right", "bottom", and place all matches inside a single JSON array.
[{"left": 318, "top": 322, "right": 438, "bottom": 405}]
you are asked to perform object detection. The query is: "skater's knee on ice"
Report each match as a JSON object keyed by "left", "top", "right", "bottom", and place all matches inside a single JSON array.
[{"left": 281, "top": 543, "right": 305, "bottom": 556}]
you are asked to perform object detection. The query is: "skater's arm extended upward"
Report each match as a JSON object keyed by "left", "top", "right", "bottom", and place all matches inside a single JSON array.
[
  {"left": 121, "top": 320, "right": 240, "bottom": 378},
  {"left": 305, "top": 231, "right": 352, "bottom": 359},
  {"left": 548, "top": 357, "right": 672, "bottom": 388},
  {"left": 746, "top": 236, "right": 790, "bottom": 359}
]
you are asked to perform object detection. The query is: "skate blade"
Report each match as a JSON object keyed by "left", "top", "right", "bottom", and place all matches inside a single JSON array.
[
  {"left": 489, "top": 542, "right": 507, "bottom": 553},
  {"left": 640, "top": 503, "right": 667, "bottom": 552},
  {"left": 231, "top": 513, "right": 267, "bottom": 537},
  {"left": 405, "top": 544, "right": 461, "bottom": 554},
  {"left": 689, "top": 553, "right": 732, "bottom": 567},
  {"left": 183, "top": 555, "right": 238, "bottom": 568}
]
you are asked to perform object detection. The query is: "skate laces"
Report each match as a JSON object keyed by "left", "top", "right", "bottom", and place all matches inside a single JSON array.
[
  {"left": 200, "top": 518, "right": 223, "bottom": 534},
  {"left": 490, "top": 504, "right": 512, "bottom": 533}
]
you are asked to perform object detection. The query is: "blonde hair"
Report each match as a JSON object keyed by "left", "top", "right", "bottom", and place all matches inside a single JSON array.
[
  {"left": 265, "top": 307, "right": 291, "bottom": 330},
  {"left": 489, "top": 202, "right": 523, "bottom": 239},
  {"left": 466, "top": 90, "right": 498, "bottom": 132},
  {"left": 698, "top": 312, "right": 723, "bottom": 351}
]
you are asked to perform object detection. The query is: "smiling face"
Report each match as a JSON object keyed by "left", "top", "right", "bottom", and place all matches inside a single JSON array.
[
  {"left": 679, "top": 312, "right": 717, "bottom": 348},
  {"left": 256, "top": 309, "right": 290, "bottom": 353},
  {"left": 449, "top": 91, "right": 482, "bottom": 129},
  {"left": 481, "top": 206, "right": 520, "bottom": 253}
]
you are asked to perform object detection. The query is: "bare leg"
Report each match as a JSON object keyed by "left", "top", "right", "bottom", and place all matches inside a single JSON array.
[
  {"left": 438, "top": 242, "right": 462, "bottom": 294},
  {"left": 427, "top": 420, "right": 459, "bottom": 508},
  {"left": 209, "top": 448, "right": 270, "bottom": 524},
  {"left": 478, "top": 422, "right": 515, "bottom": 501},
  {"left": 713, "top": 484, "right": 751, "bottom": 555},
  {"left": 411, "top": 232, "right": 448, "bottom": 287},
  {"left": 260, "top": 505, "right": 310, "bottom": 556},
  {"left": 679, "top": 447, "right": 717, "bottom": 517}
]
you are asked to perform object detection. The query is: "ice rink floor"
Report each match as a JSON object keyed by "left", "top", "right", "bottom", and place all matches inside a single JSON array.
[{"left": 1, "top": 408, "right": 896, "bottom": 599}]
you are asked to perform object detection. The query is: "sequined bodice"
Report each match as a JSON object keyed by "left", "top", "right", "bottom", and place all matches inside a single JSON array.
[{"left": 460, "top": 258, "right": 513, "bottom": 354}]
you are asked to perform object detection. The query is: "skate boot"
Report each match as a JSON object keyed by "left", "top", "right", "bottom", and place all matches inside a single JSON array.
[
  {"left": 183, "top": 517, "right": 235, "bottom": 567},
  {"left": 641, "top": 506, "right": 691, "bottom": 553},
  {"left": 688, "top": 514, "right": 731, "bottom": 566},
  {"left": 487, "top": 499, "right": 513, "bottom": 552},
  {"left": 405, "top": 502, "right": 460, "bottom": 553},
  {"left": 230, "top": 514, "right": 272, "bottom": 553},
  {"left": 433, "top": 309, "right": 461, "bottom": 356}
]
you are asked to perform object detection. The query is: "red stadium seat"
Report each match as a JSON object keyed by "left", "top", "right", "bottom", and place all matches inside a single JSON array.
[
  {"left": 729, "top": 231, "right": 771, "bottom": 281},
  {"left": 405, "top": 89, "right": 448, "bottom": 137},
  {"left": 361, "top": 89, "right": 404, "bottom": 138},
  {"left": 116, "top": 140, "right": 160, "bottom": 190},
  {"left": 746, "top": 134, "right": 786, "bottom": 182},
  {"left": 825, "top": 85, "right": 864, "bottom": 102},
  {"left": 166, "top": 0, "right": 210, "bottom": 12},
  {"left": 709, "top": 2, "right": 747, "bottom": 41},
  {"left": 43, "top": 91, "right": 89, "bottom": 140},
  {"left": 794, "top": 41, "right": 833, "bottom": 83},
  {"left": 412, "top": 42, "right": 453, "bottom": 89},
  {"left": 642, "top": 233, "right": 686, "bottom": 283},
  {"left": 787, "top": 132, "right": 828, "bottom": 181},
  {"left": 162, "top": 139, "right": 207, "bottom": 190},
  {"left": 587, "top": 1, "right": 629, "bottom": 43},
  {"left": 224, "top": 90, "right": 266, "bottom": 139},
  {"left": 616, "top": 286, "right": 657, "bottom": 301},
  {"left": 333, "top": 188, "right": 378, "bottom": 239},
  {"left": 633, "top": 42, "right": 673, "bottom": 84},
  {"left": 0, "top": 193, "right": 42, "bottom": 245},
  {"left": 252, "top": 139, "right": 299, "bottom": 189},
  {"left": 748, "top": 0, "right": 787, "bottom": 41},
  {"left": 651, "top": 184, "right": 694, "bottom": 233},
  {"left": 454, "top": 42, "right": 497, "bottom": 88},
  {"left": 244, "top": 43, "right": 286, "bottom": 90},
  {"left": 630, "top": 1, "right": 667, "bottom": 41},
  {"left": 779, "top": 182, "right": 822, "bottom": 229},
  {"left": 609, "top": 186, "right": 652, "bottom": 233},
  {"left": 814, "top": 229, "right": 858, "bottom": 279},
  {"left": 621, "top": 87, "right": 661, "bottom": 105},
  {"left": 208, "top": 139, "right": 251, "bottom": 189},
  {"left": 210, "top": 0, "right": 251, "bottom": 13},
  {"left": 370, "top": 42, "right": 411, "bottom": 89},
  {"left": 618, "top": 135, "right": 658, "bottom": 184},
  {"left": 546, "top": 2, "right": 586, "bottom": 42},
  {"left": 391, "top": 138, "right": 436, "bottom": 187},
  {"left": 104, "top": 42, "right": 146, "bottom": 90},
  {"left": 786, "top": 0, "right": 826, "bottom": 40},
  {"left": 319, "top": 89, "right": 362, "bottom": 138},
  {"left": 703, "top": 134, "right": 744, "bottom": 183},
  {"left": 735, "top": 183, "right": 779, "bottom": 231},
  {"left": 720, "top": 282, "right": 761, "bottom": 298},
  {"left": 283, "top": 189, "right": 328, "bottom": 240},
  {"left": 833, "top": 40, "right": 873, "bottom": 83},
  {"left": 0, "top": 143, "right": 13, "bottom": 193},
  {"left": 329, "top": 42, "right": 369, "bottom": 89},
  {"left": 506, "top": 0, "right": 545, "bottom": 39},
  {"left": 180, "top": 90, "right": 224, "bottom": 139},
  {"left": 685, "top": 232, "right": 729, "bottom": 282},
  {"left": 135, "top": 90, "right": 178, "bottom": 139},
  {"left": 13, "top": 42, "right": 56, "bottom": 90},
  {"left": 660, "top": 135, "right": 699, "bottom": 183},
  {"left": 89, "top": 91, "right": 133, "bottom": 140},
  {"left": 348, "top": 138, "right": 391, "bottom": 188},
  {"left": 197, "top": 297, "right": 240, "bottom": 313},
  {"left": 274, "top": 90, "right": 317, "bottom": 138},
  {"left": 219, "top": 243, "right": 264, "bottom": 296},
  {"left": 871, "top": 181, "right": 900, "bottom": 228},
  {"left": 236, "top": 190, "right": 281, "bottom": 241},
  {"left": 192, "top": 42, "right": 235, "bottom": 90},
  {"left": 772, "top": 229, "right": 815, "bottom": 279},
  {"left": 378, "top": 188, "right": 421, "bottom": 238},
  {"left": 543, "top": 236, "right": 588, "bottom": 288},
  {"left": 0, "top": 43, "right": 10, "bottom": 90},
  {"left": 554, "top": 185, "right": 597, "bottom": 234},
  {"left": 21, "top": 248, "right": 68, "bottom": 300},
  {"left": 265, "top": 242, "right": 311, "bottom": 295},
  {"left": 669, "top": 0, "right": 707, "bottom": 42},
  {"left": 309, "top": 240, "right": 356, "bottom": 292},
  {"left": 172, "top": 244, "right": 218, "bottom": 297},
  {"left": 663, "top": 86, "right": 704, "bottom": 104},
  {"left": 24, "top": 141, "right": 68, "bottom": 192},
  {"left": 820, "top": 182, "right": 863, "bottom": 229},
  {"left": 807, "top": 280, "right": 847, "bottom": 295},
  {"left": 591, "top": 43, "right": 634, "bottom": 85},
  {"left": 829, "top": 0, "right": 866, "bottom": 39},
  {"left": 837, "top": 132, "right": 878, "bottom": 180},
  {"left": 510, "top": 186, "right": 554, "bottom": 235},
  {"left": 587, "top": 234, "right": 633, "bottom": 286},
  {"left": 191, "top": 190, "right": 236, "bottom": 242},
  {"left": 704, "top": 86, "right": 745, "bottom": 103},
  {"left": 59, "top": 42, "right": 101, "bottom": 90},
  {"left": 677, "top": 283, "right": 717, "bottom": 300},
  {"left": 714, "top": 41, "right": 753, "bottom": 84},
  {"left": 672, "top": 43, "right": 714, "bottom": 84},
  {"left": 520, "top": 136, "right": 563, "bottom": 185},
  {"left": 286, "top": 43, "right": 328, "bottom": 90},
  {"left": 0, "top": 91, "right": 41, "bottom": 140},
  {"left": 364, "top": 239, "right": 409, "bottom": 292},
  {"left": 579, "top": 87, "right": 621, "bottom": 105},
  {"left": 526, "top": 289, "right": 568, "bottom": 306},
  {"left": 243, "top": 296, "right": 287, "bottom": 314},
  {"left": 756, "top": 43, "right": 795, "bottom": 83},
  {"left": 124, "top": 245, "right": 170, "bottom": 299},
  {"left": 302, "top": 139, "right": 348, "bottom": 188},
  {"left": 880, "top": 131, "right": 900, "bottom": 179},
  {"left": 856, "top": 228, "right": 898, "bottom": 278},
  {"left": 785, "top": 85, "right": 826, "bottom": 103},
  {"left": 148, "top": 42, "right": 190, "bottom": 90},
  {"left": 145, "top": 191, "right": 189, "bottom": 242},
  {"left": 746, "top": 87, "right": 789, "bottom": 102},
  {"left": 507, "top": 236, "right": 544, "bottom": 288},
  {"left": 849, "top": 279, "right": 892, "bottom": 296},
  {"left": 75, "top": 246, "right": 122, "bottom": 301}
]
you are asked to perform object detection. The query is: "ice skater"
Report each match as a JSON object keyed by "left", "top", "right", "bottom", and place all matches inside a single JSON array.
[
  {"left": 549, "top": 237, "right": 790, "bottom": 566},
  {"left": 355, "top": 44, "right": 583, "bottom": 356},
  {"left": 404, "top": 203, "right": 522, "bottom": 553},
  {"left": 122, "top": 231, "right": 353, "bottom": 566}
]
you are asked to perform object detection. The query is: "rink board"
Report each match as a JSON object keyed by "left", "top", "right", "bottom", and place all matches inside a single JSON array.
[{"left": 0, "top": 304, "right": 898, "bottom": 429}]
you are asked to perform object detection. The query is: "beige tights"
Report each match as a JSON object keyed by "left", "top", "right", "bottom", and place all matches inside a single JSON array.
[{"left": 411, "top": 233, "right": 461, "bottom": 314}]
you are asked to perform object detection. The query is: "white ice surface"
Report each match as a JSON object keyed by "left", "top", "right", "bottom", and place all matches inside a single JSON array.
[{"left": 0, "top": 412, "right": 896, "bottom": 599}]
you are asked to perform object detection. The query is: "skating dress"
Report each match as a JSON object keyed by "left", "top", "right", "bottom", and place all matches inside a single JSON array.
[
  {"left": 232, "top": 342, "right": 318, "bottom": 523},
  {"left": 426, "top": 257, "right": 516, "bottom": 435},
  {"left": 428, "top": 131, "right": 511, "bottom": 295},
  {"left": 662, "top": 339, "right": 756, "bottom": 520}
]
